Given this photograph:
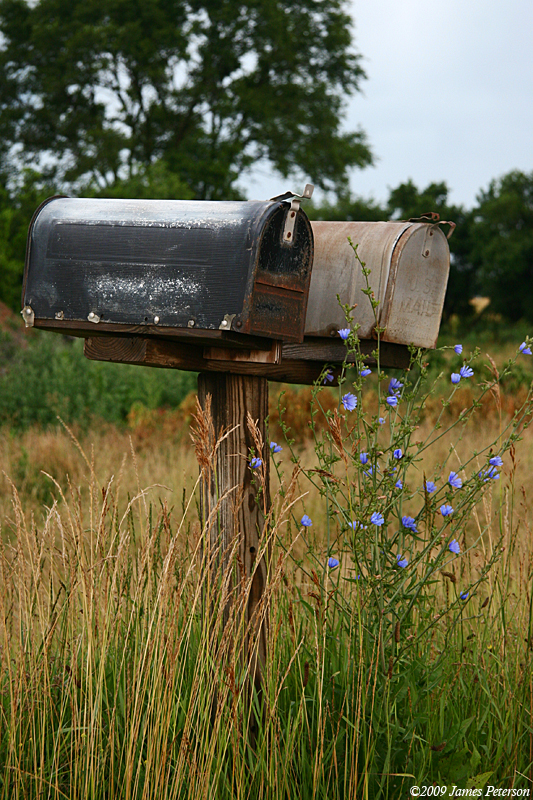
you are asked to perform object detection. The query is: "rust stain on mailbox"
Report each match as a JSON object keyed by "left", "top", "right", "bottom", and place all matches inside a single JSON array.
[{"left": 305, "top": 221, "right": 450, "bottom": 349}]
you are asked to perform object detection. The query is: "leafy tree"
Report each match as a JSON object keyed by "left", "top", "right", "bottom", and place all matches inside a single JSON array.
[
  {"left": 470, "top": 170, "right": 533, "bottom": 322},
  {"left": 92, "top": 160, "right": 195, "bottom": 201},
  {"left": 386, "top": 179, "right": 452, "bottom": 220},
  {"left": 0, "top": 170, "right": 55, "bottom": 310},
  {"left": 0, "top": 0, "right": 372, "bottom": 200},
  {"left": 307, "top": 193, "right": 385, "bottom": 222}
]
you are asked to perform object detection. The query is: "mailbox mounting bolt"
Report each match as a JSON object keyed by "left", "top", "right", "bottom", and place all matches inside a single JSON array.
[
  {"left": 87, "top": 312, "right": 100, "bottom": 323},
  {"left": 188, "top": 319, "right": 195, "bottom": 327},
  {"left": 21, "top": 305, "right": 35, "bottom": 328},
  {"left": 219, "top": 313, "right": 236, "bottom": 331},
  {"left": 55, "top": 311, "right": 64, "bottom": 320},
  {"left": 154, "top": 316, "right": 160, "bottom": 324}
]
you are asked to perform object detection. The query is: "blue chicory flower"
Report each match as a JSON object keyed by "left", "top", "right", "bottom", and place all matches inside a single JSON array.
[
  {"left": 480, "top": 466, "right": 500, "bottom": 482},
  {"left": 328, "top": 557, "right": 340, "bottom": 569},
  {"left": 342, "top": 393, "right": 357, "bottom": 411},
  {"left": 360, "top": 367, "right": 372, "bottom": 377},
  {"left": 425, "top": 480, "right": 436, "bottom": 493},
  {"left": 460, "top": 365, "right": 474, "bottom": 379},
  {"left": 451, "top": 373, "right": 461, "bottom": 384},
  {"left": 250, "top": 457, "right": 262, "bottom": 469},
  {"left": 519, "top": 342, "right": 532, "bottom": 355},
  {"left": 449, "top": 538, "right": 460, "bottom": 554},
  {"left": 389, "top": 377, "right": 404, "bottom": 393},
  {"left": 323, "top": 370, "right": 334, "bottom": 384},
  {"left": 396, "top": 554, "right": 408, "bottom": 568},
  {"left": 270, "top": 442, "right": 282, "bottom": 453},
  {"left": 395, "top": 479, "right": 403, "bottom": 489},
  {"left": 386, "top": 395, "right": 398, "bottom": 408},
  {"left": 301, "top": 514, "right": 312, "bottom": 527},
  {"left": 440, "top": 504, "right": 454, "bottom": 517},
  {"left": 489, "top": 455, "right": 503, "bottom": 466},
  {"left": 338, "top": 328, "right": 351, "bottom": 340},
  {"left": 393, "top": 448, "right": 403, "bottom": 459},
  {"left": 460, "top": 591, "right": 469, "bottom": 600},
  {"left": 364, "top": 467, "right": 375, "bottom": 477},
  {"left": 371, "top": 512, "right": 384, "bottom": 526},
  {"left": 360, "top": 452, "right": 369, "bottom": 464},
  {"left": 401, "top": 516, "right": 417, "bottom": 533},
  {"left": 454, "top": 344, "right": 463, "bottom": 354},
  {"left": 448, "top": 471, "right": 463, "bottom": 489},
  {"left": 379, "top": 417, "right": 385, "bottom": 425}
]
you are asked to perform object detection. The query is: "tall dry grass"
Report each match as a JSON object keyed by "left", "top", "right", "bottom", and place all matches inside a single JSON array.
[{"left": 3, "top": 378, "right": 533, "bottom": 524}]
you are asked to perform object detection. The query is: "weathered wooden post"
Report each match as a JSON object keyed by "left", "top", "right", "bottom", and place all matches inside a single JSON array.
[
  {"left": 21, "top": 191, "right": 452, "bottom": 734},
  {"left": 196, "top": 372, "right": 270, "bottom": 690}
]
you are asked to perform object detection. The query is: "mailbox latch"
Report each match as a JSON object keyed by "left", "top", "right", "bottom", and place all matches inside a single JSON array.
[{"left": 270, "top": 184, "right": 314, "bottom": 245}]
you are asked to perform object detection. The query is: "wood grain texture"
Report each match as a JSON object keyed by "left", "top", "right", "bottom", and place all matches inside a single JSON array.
[
  {"left": 84, "top": 334, "right": 411, "bottom": 382},
  {"left": 203, "top": 340, "right": 282, "bottom": 364},
  {"left": 197, "top": 373, "right": 270, "bottom": 714},
  {"left": 84, "top": 336, "right": 147, "bottom": 363},
  {"left": 84, "top": 336, "right": 330, "bottom": 383},
  {"left": 283, "top": 337, "right": 411, "bottom": 368}
]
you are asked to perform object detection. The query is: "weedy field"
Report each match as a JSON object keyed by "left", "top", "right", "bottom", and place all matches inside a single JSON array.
[{"left": 1, "top": 324, "right": 533, "bottom": 798}]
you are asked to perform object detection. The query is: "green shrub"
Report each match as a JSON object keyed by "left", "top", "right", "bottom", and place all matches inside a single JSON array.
[{"left": 0, "top": 332, "right": 196, "bottom": 429}]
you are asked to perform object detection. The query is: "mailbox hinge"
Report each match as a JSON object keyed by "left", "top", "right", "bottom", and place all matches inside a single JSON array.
[
  {"left": 270, "top": 184, "right": 314, "bottom": 245},
  {"left": 421, "top": 224, "right": 437, "bottom": 258}
]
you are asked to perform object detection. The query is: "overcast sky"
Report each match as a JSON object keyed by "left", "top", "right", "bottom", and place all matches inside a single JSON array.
[{"left": 244, "top": 0, "right": 533, "bottom": 209}]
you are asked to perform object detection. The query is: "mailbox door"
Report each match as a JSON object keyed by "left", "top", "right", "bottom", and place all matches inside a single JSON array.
[
  {"left": 241, "top": 203, "right": 313, "bottom": 342},
  {"left": 379, "top": 223, "right": 450, "bottom": 348}
]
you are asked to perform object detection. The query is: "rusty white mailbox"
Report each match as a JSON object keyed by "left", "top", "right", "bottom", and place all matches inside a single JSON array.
[
  {"left": 22, "top": 193, "right": 314, "bottom": 344},
  {"left": 305, "top": 219, "right": 452, "bottom": 349}
]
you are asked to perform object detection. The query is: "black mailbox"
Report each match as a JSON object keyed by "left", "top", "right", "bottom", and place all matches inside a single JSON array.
[{"left": 22, "top": 195, "right": 314, "bottom": 343}]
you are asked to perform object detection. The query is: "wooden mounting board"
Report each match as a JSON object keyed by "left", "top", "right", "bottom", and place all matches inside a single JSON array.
[
  {"left": 33, "top": 317, "right": 275, "bottom": 350},
  {"left": 84, "top": 335, "right": 410, "bottom": 384}
]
